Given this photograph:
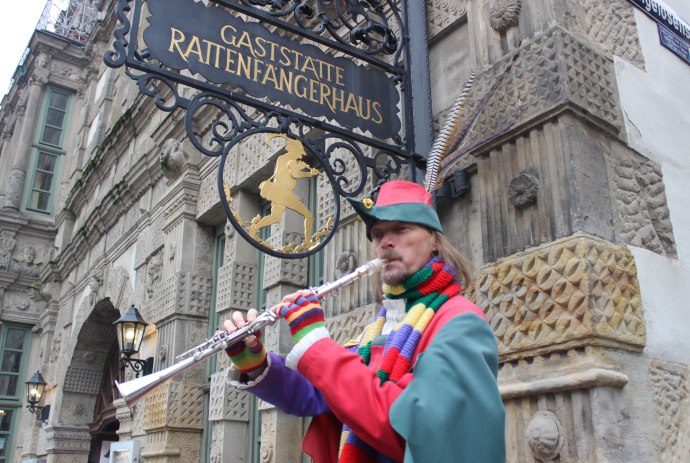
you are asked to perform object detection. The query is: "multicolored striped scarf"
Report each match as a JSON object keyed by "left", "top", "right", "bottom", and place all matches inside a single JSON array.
[{"left": 338, "top": 256, "right": 461, "bottom": 463}]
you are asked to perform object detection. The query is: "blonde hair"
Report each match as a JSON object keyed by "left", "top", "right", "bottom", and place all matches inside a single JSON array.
[{"left": 433, "top": 231, "right": 473, "bottom": 288}]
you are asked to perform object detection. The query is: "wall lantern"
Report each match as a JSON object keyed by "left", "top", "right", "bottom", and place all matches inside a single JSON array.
[
  {"left": 114, "top": 304, "right": 154, "bottom": 377},
  {"left": 25, "top": 370, "right": 50, "bottom": 424}
]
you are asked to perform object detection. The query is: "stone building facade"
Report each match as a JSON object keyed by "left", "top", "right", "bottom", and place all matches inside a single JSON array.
[{"left": 0, "top": 0, "right": 689, "bottom": 462}]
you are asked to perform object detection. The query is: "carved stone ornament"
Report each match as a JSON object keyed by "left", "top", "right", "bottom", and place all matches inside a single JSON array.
[
  {"left": 335, "top": 252, "right": 358, "bottom": 279},
  {"left": 509, "top": 168, "right": 539, "bottom": 207},
  {"left": 526, "top": 410, "right": 564, "bottom": 461},
  {"left": 160, "top": 138, "right": 189, "bottom": 179},
  {"left": 489, "top": 0, "right": 522, "bottom": 32}
]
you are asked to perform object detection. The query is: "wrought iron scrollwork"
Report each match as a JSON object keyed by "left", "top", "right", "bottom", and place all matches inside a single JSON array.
[
  {"left": 228, "top": 0, "right": 401, "bottom": 59},
  {"left": 103, "top": 0, "right": 133, "bottom": 67},
  {"left": 185, "top": 93, "right": 275, "bottom": 157},
  {"left": 103, "top": 0, "right": 416, "bottom": 258},
  {"left": 127, "top": 71, "right": 186, "bottom": 113}
]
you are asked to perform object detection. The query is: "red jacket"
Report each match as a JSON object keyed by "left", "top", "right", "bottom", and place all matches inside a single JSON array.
[{"left": 299, "top": 296, "right": 488, "bottom": 462}]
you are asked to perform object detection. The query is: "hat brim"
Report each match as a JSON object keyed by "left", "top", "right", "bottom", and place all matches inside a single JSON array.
[{"left": 348, "top": 198, "right": 443, "bottom": 240}]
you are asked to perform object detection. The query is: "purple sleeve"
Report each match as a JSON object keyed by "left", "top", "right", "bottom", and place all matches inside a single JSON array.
[{"left": 246, "top": 352, "right": 329, "bottom": 417}]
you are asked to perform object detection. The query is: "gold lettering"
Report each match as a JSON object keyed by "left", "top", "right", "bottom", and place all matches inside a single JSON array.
[
  {"left": 343, "top": 93, "right": 360, "bottom": 117},
  {"left": 301, "top": 56, "right": 319, "bottom": 81},
  {"left": 236, "top": 31, "right": 254, "bottom": 55},
  {"left": 203, "top": 39, "right": 223, "bottom": 68},
  {"left": 308, "top": 78, "right": 320, "bottom": 103},
  {"left": 332, "top": 87, "right": 345, "bottom": 113},
  {"left": 254, "top": 36, "right": 267, "bottom": 58},
  {"left": 335, "top": 66, "right": 345, "bottom": 86},
  {"left": 168, "top": 28, "right": 188, "bottom": 62},
  {"left": 262, "top": 63, "right": 279, "bottom": 88},
  {"left": 225, "top": 48, "right": 238, "bottom": 73},
  {"left": 237, "top": 52, "right": 252, "bottom": 79},
  {"left": 279, "top": 67, "right": 293, "bottom": 94},
  {"left": 279, "top": 46, "right": 292, "bottom": 67},
  {"left": 266, "top": 40, "right": 280, "bottom": 62},
  {"left": 291, "top": 49, "right": 304, "bottom": 70},
  {"left": 359, "top": 96, "right": 371, "bottom": 121},
  {"left": 253, "top": 57, "right": 264, "bottom": 82},
  {"left": 371, "top": 101, "right": 383, "bottom": 124},
  {"left": 220, "top": 25, "right": 238, "bottom": 47},
  {"left": 319, "top": 82, "right": 335, "bottom": 113},
  {"left": 294, "top": 75, "right": 308, "bottom": 98},
  {"left": 184, "top": 36, "right": 205, "bottom": 64}
]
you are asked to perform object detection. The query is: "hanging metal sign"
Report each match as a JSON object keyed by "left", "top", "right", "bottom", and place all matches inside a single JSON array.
[
  {"left": 105, "top": 0, "right": 417, "bottom": 258},
  {"left": 144, "top": 0, "right": 400, "bottom": 139}
]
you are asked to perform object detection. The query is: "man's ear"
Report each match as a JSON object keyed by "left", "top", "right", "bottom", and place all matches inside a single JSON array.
[{"left": 431, "top": 234, "right": 438, "bottom": 254}]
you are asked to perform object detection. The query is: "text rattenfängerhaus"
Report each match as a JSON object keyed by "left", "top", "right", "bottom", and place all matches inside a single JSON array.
[{"left": 168, "top": 26, "right": 384, "bottom": 125}]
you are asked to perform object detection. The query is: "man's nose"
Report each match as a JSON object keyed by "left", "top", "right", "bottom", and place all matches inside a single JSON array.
[{"left": 379, "top": 232, "right": 396, "bottom": 248}]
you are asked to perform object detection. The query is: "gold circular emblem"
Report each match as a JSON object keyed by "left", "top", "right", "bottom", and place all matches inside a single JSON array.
[{"left": 362, "top": 198, "right": 374, "bottom": 209}]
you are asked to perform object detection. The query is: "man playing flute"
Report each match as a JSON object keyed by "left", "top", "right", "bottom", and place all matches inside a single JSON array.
[{"left": 223, "top": 180, "right": 506, "bottom": 463}]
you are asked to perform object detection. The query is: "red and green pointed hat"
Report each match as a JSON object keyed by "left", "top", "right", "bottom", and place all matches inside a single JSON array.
[{"left": 347, "top": 180, "right": 443, "bottom": 240}]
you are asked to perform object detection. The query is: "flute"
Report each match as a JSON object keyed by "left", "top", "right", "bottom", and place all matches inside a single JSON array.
[{"left": 115, "top": 258, "right": 383, "bottom": 406}]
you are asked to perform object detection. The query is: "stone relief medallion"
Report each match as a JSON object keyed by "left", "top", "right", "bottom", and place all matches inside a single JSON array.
[
  {"left": 509, "top": 168, "right": 539, "bottom": 207},
  {"left": 72, "top": 403, "right": 86, "bottom": 416},
  {"left": 526, "top": 410, "right": 564, "bottom": 461},
  {"left": 490, "top": 0, "right": 522, "bottom": 32},
  {"left": 222, "top": 134, "right": 336, "bottom": 259},
  {"left": 335, "top": 252, "right": 358, "bottom": 279}
]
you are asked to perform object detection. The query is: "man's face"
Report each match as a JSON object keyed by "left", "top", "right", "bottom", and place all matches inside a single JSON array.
[{"left": 370, "top": 221, "right": 437, "bottom": 285}]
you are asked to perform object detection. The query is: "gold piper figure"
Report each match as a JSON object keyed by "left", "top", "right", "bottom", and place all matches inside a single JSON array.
[{"left": 248, "top": 134, "right": 320, "bottom": 245}]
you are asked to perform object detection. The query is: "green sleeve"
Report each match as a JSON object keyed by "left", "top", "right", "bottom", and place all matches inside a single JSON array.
[{"left": 389, "top": 313, "right": 506, "bottom": 463}]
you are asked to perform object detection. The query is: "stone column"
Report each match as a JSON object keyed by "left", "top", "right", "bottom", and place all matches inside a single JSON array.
[
  {"left": 44, "top": 424, "right": 92, "bottom": 463},
  {"left": 0, "top": 126, "right": 13, "bottom": 204},
  {"left": 113, "top": 399, "right": 134, "bottom": 441},
  {"left": 4, "top": 76, "right": 46, "bottom": 210}
]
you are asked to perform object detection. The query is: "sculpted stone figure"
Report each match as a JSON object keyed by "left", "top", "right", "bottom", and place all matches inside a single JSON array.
[
  {"left": 160, "top": 138, "right": 189, "bottom": 179},
  {"left": 12, "top": 245, "right": 43, "bottom": 276}
]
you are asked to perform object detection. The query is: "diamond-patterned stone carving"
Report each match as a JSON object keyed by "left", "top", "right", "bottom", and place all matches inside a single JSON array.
[
  {"left": 208, "top": 372, "right": 250, "bottom": 422},
  {"left": 441, "top": 27, "right": 621, "bottom": 173},
  {"left": 150, "top": 272, "right": 212, "bottom": 323},
  {"left": 143, "top": 380, "right": 204, "bottom": 430},
  {"left": 216, "top": 262, "right": 257, "bottom": 311},
  {"left": 468, "top": 233, "right": 645, "bottom": 360}
]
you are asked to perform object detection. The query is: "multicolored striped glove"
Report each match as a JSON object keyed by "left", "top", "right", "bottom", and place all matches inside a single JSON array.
[
  {"left": 224, "top": 331, "right": 267, "bottom": 375},
  {"left": 279, "top": 292, "right": 325, "bottom": 344}
]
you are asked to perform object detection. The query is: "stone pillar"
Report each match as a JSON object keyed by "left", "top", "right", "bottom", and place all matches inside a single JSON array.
[
  {"left": 4, "top": 76, "right": 46, "bottom": 210},
  {"left": 44, "top": 424, "right": 92, "bottom": 463},
  {"left": 140, "top": 381, "right": 204, "bottom": 462},
  {"left": 0, "top": 126, "right": 13, "bottom": 204},
  {"left": 114, "top": 398, "right": 134, "bottom": 441}
]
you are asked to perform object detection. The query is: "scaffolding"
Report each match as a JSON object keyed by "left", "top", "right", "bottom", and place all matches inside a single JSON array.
[
  {"left": 36, "top": 0, "right": 99, "bottom": 44},
  {"left": 5, "top": 0, "right": 98, "bottom": 94}
]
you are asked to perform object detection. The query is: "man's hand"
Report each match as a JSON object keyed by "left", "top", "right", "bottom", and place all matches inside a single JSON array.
[
  {"left": 223, "top": 309, "right": 267, "bottom": 375},
  {"left": 272, "top": 290, "right": 326, "bottom": 344}
]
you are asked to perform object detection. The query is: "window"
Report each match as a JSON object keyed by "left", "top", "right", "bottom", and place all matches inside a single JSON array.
[
  {"left": 247, "top": 201, "right": 272, "bottom": 463},
  {"left": 0, "top": 324, "right": 32, "bottom": 463},
  {"left": 23, "top": 86, "right": 73, "bottom": 215},
  {"left": 0, "top": 326, "right": 30, "bottom": 399}
]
